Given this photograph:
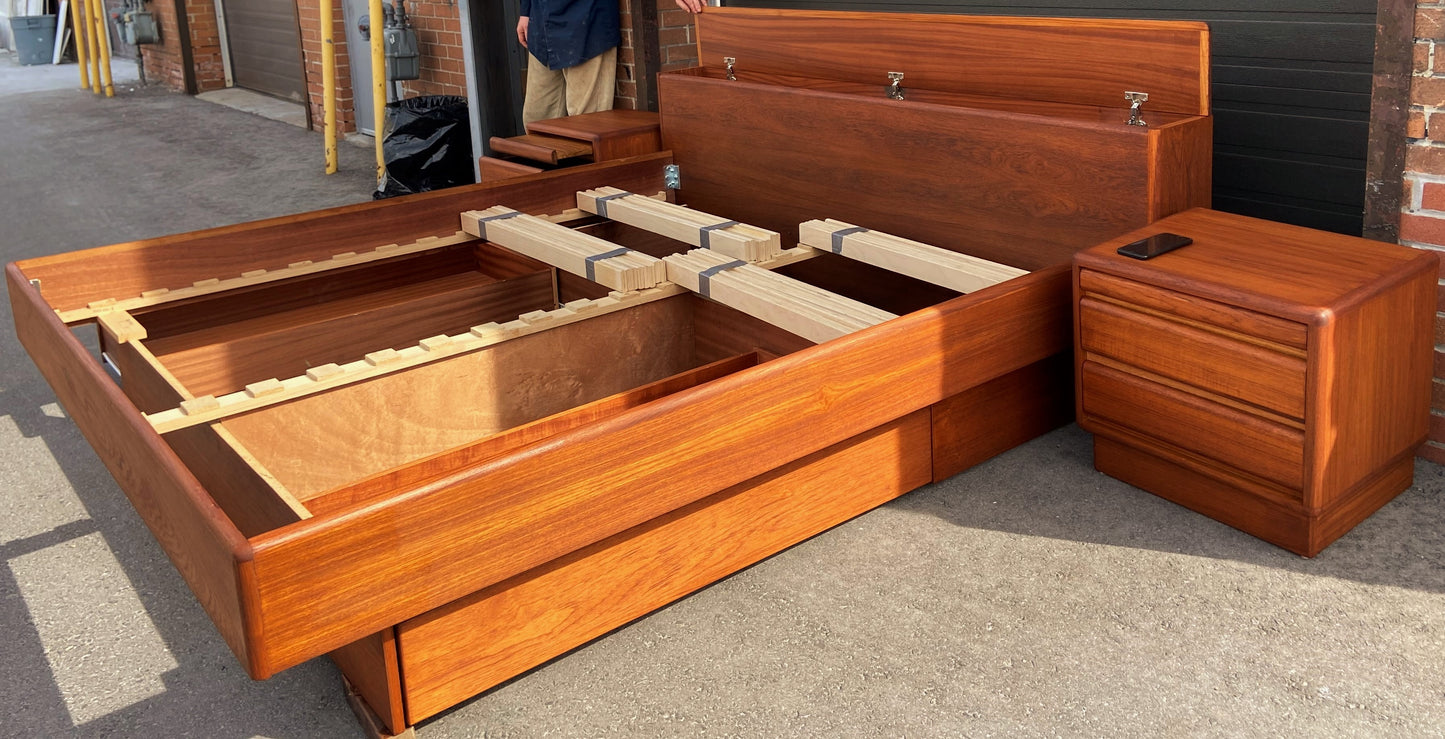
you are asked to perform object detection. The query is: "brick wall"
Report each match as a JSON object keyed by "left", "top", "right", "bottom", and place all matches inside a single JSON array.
[
  {"left": 296, "top": 0, "right": 357, "bottom": 133},
  {"left": 392, "top": 0, "right": 466, "bottom": 99},
  {"left": 616, "top": 2, "right": 698, "bottom": 110},
  {"left": 1405, "top": 2, "right": 1445, "bottom": 463},
  {"left": 187, "top": 0, "right": 224, "bottom": 91},
  {"left": 138, "top": 0, "right": 225, "bottom": 92},
  {"left": 141, "top": 0, "right": 189, "bottom": 90}
]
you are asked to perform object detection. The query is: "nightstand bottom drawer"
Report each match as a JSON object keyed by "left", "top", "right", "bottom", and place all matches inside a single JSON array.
[{"left": 1080, "top": 361, "right": 1304, "bottom": 492}]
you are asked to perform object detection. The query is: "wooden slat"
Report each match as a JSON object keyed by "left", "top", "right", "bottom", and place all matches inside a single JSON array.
[
  {"left": 143, "top": 284, "right": 688, "bottom": 435},
  {"left": 798, "top": 219, "right": 1027, "bottom": 293},
  {"left": 96, "top": 309, "right": 147, "bottom": 344},
  {"left": 695, "top": 7, "right": 1209, "bottom": 116},
  {"left": 100, "top": 327, "right": 315, "bottom": 530},
  {"left": 663, "top": 248, "right": 895, "bottom": 344},
  {"left": 461, "top": 206, "right": 668, "bottom": 292},
  {"left": 578, "top": 186, "right": 782, "bottom": 261}
]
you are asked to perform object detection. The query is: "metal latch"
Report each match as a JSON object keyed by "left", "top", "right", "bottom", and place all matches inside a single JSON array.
[
  {"left": 664, "top": 164, "right": 681, "bottom": 189},
  {"left": 887, "top": 72, "right": 905, "bottom": 101},
  {"left": 29, "top": 278, "right": 40, "bottom": 291},
  {"left": 1125, "top": 91, "right": 1149, "bottom": 127},
  {"left": 724, "top": 57, "right": 736, "bottom": 81}
]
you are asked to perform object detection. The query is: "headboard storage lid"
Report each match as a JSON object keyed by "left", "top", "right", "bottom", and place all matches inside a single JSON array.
[{"left": 695, "top": 8, "right": 1210, "bottom": 117}]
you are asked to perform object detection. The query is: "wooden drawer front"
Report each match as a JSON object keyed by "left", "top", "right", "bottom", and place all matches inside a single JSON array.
[
  {"left": 1079, "top": 270, "right": 1307, "bottom": 349},
  {"left": 1081, "top": 362, "right": 1304, "bottom": 492},
  {"left": 396, "top": 410, "right": 933, "bottom": 724},
  {"left": 1078, "top": 297, "right": 1305, "bottom": 419}
]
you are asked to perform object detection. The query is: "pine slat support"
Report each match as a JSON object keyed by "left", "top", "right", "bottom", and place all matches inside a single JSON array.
[
  {"left": 577, "top": 186, "right": 782, "bottom": 261},
  {"left": 143, "top": 285, "right": 688, "bottom": 435},
  {"left": 55, "top": 210, "right": 597, "bottom": 326},
  {"left": 56, "top": 232, "right": 477, "bottom": 325},
  {"left": 461, "top": 206, "right": 667, "bottom": 292},
  {"left": 663, "top": 248, "right": 895, "bottom": 344},
  {"left": 97, "top": 309, "right": 148, "bottom": 344},
  {"left": 798, "top": 219, "right": 1028, "bottom": 294}
]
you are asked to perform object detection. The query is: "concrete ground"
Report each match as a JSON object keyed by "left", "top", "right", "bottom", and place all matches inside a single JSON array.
[{"left": 3, "top": 49, "right": 1445, "bottom": 739}]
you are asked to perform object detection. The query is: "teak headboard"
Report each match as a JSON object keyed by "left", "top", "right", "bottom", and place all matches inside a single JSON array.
[
  {"left": 695, "top": 8, "right": 1210, "bottom": 116},
  {"left": 662, "top": 8, "right": 1213, "bottom": 271}
]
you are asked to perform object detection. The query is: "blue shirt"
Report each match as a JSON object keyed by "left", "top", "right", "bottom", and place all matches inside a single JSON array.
[{"left": 520, "top": 0, "right": 621, "bottom": 71}]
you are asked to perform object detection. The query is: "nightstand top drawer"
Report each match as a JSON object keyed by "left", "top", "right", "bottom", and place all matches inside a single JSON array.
[
  {"left": 1078, "top": 295, "right": 1306, "bottom": 420},
  {"left": 1075, "top": 208, "right": 1437, "bottom": 323}
]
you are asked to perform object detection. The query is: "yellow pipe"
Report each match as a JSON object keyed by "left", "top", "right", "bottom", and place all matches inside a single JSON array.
[
  {"left": 79, "top": 0, "right": 99, "bottom": 93},
  {"left": 89, "top": 0, "right": 114, "bottom": 96},
  {"left": 69, "top": 0, "right": 90, "bottom": 90},
  {"left": 370, "top": 0, "right": 385, "bottom": 183},
  {"left": 320, "top": 0, "right": 338, "bottom": 174}
]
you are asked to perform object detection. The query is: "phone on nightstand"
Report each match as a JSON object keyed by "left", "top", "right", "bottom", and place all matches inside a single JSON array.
[{"left": 1117, "top": 232, "right": 1192, "bottom": 260}]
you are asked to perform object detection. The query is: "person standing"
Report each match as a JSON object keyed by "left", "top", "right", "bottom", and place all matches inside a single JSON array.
[{"left": 516, "top": 0, "right": 621, "bottom": 125}]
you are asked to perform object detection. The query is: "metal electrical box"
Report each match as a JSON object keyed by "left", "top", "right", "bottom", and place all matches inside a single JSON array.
[
  {"left": 384, "top": 25, "right": 419, "bottom": 81},
  {"left": 113, "top": 0, "right": 160, "bottom": 45}
]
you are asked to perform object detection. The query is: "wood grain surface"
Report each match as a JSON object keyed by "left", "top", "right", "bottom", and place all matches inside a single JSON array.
[
  {"left": 149, "top": 271, "right": 554, "bottom": 398},
  {"left": 695, "top": 8, "right": 1209, "bottom": 115},
  {"left": 306, "top": 352, "right": 759, "bottom": 517},
  {"left": 224, "top": 296, "right": 697, "bottom": 500},
  {"left": 397, "top": 410, "right": 931, "bottom": 723},
  {"left": 1075, "top": 207, "right": 1436, "bottom": 555},
  {"left": 7, "top": 264, "right": 261, "bottom": 674},
  {"left": 329, "top": 629, "right": 405, "bottom": 736},
  {"left": 661, "top": 73, "right": 1157, "bottom": 272},
  {"left": 240, "top": 266, "right": 1069, "bottom": 677}
]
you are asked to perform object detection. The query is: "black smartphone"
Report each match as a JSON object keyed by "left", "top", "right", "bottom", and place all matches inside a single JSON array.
[{"left": 1117, "top": 232, "right": 1192, "bottom": 260}]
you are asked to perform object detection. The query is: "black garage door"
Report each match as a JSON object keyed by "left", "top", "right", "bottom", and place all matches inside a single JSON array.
[
  {"left": 724, "top": 1, "right": 1377, "bottom": 235},
  {"left": 223, "top": 0, "right": 307, "bottom": 101}
]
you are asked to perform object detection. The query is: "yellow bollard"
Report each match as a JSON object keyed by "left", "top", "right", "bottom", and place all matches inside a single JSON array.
[
  {"left": 370, "top": 0, "right": 385, "bottom": 184},
  {"left": 69, "top": 0, "right": 91, "bottom": 90},
  {"left": 89, "top": 0, "right": 114, "bottom": 97},
  {"left": 79, "top": 0, "right": 99, "bottom": 93},
  {"left": 320, "top": 0, "right": 338, "bottom": 174}
]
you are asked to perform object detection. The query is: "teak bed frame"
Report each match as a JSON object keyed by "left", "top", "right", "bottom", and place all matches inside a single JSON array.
[{"left": 7, "top": 9, "right": 1212, "bottom": 733}]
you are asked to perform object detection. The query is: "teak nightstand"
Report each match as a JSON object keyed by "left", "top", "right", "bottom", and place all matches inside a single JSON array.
[{"left": 1074, "top": 208, "right": 1436, "bottom": 557}]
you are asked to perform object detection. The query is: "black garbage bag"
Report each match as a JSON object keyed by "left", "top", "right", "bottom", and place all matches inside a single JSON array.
[{"left": 373, "top": 95, "right": 474, "bottom": 199}]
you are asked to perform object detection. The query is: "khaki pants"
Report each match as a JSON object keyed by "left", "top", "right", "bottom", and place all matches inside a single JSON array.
[{"left": 522, "top": 47, "right": 617, "bottom": 125}]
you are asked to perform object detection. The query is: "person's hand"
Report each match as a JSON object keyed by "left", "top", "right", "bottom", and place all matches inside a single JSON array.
[
  {"left": 674, "top": 0, "right": 703, "bottom": 13},
  {"left": 517, "top": 16, "right": 529, "bottom": 48}
]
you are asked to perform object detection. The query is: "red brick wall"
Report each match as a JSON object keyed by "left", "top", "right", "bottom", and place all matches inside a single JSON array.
[
  {"left": 140, "top": 0, "right": 189, "bottom": 90},
  {"left": 616, "top": 2, "right": 698, "bottom": 110},
  {"left": 188, "top": 0, "right": 225, "bottom": 91},
  {"left": 138, "top": 0, "right": 225, "bottom": 92},
  {"left": 296, "top": 0, "right": 357, "bottom": 133},
  {"left": 393, "top": 0, "right": 466, "bottom": 99},
  {"left": 1405, "top": 2, "right": 1445, "bottom": 462}
]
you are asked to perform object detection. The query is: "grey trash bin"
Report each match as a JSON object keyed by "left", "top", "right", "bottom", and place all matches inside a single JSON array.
[{"left": 10, "top": 15, "right": 57, "bottom": 66}]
